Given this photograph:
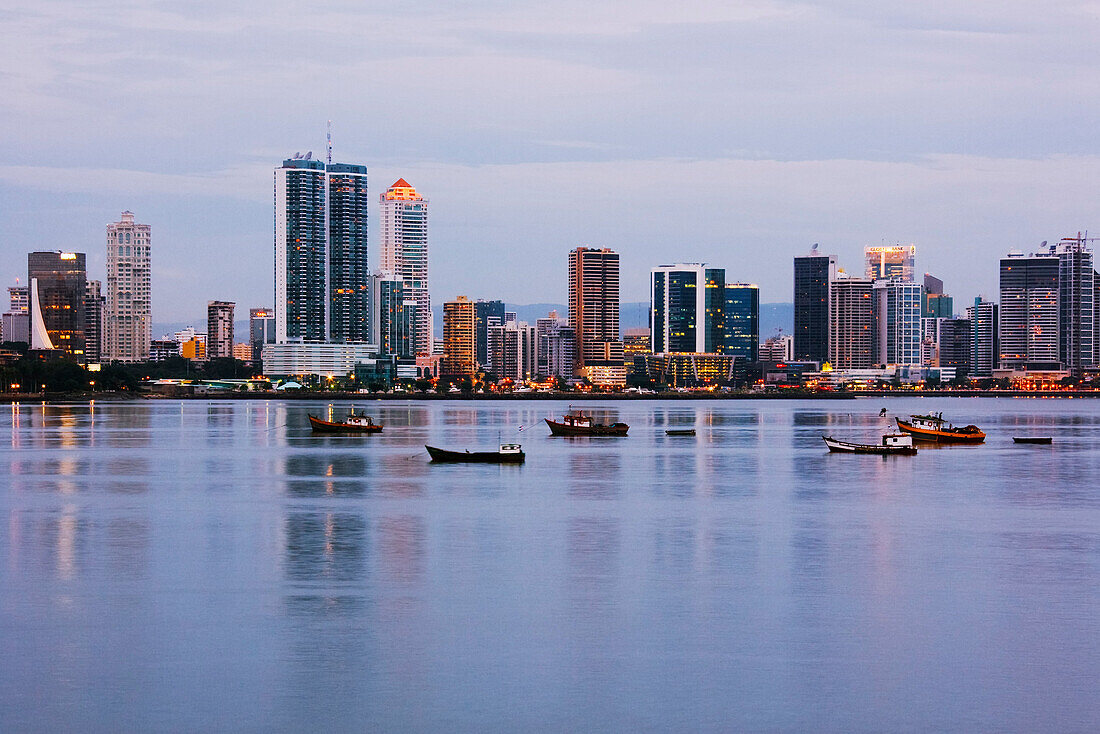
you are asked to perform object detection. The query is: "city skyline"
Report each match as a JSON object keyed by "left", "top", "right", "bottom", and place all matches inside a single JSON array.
[{"left": 3, "top": 3, "right": 1099, "bottom": 317}]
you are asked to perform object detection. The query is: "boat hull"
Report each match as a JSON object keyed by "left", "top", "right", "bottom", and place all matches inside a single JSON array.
[
  {"left": 425, "top": 445, "right": 525, "bottom": 463},
  {"left": 308, "top": 415, "right": 383, "bottom": 433},
  {"left": 895, "top": 418, "right": 984, "bottom": 443},
  {"left": 822, "top": 436, "right": 917, "bottom": 455},
  {"left": 665, "top": 429, "right": 696, "bottom": 436},
  {"left": 1013, "top": 436, "right": 1053, "bottom": 444},
  {"left": 544, "top": 418, "right": 629, "bottom": 436}
]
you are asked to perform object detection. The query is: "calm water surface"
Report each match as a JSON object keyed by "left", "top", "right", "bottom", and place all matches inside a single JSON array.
[{"left": 2, "top": 398, "right": 1099, "bottom": 732}]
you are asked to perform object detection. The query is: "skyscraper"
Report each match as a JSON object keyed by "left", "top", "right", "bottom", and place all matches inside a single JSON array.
[
  {"left": 865, "top": 245, "right": 916, "bottom": 281},
  {"left": 793, "top": 246, "right": 836, "bottom": 363},
  {"left": 488, "top": 320, "right": 536, "bottom": 382},
  {"left": 723, "top": 283, "right": 759, "bottom": 362},
  {"left": 999, "top": 251, "right": 1059, "bottom": 370},
  {"left": 923, "top": 272, "right": 953, "bottom": 319},
  {"left": 207, "top": 301, "right": 235, "bottom": 359},
  {"left": 569, "top": 248, "right": 624, "bottom": 383},
  {"left": 369, "top": 274, "right": 417, "bottom": 358},
  {"left": 105, "top": 211, "right": 152, "bottom": 362},
  {"left": 28, "top": 252, "right": 87, "bottom": 360},
  {"left": 475, "top": 300, "right": 506, "bottom": 367},
  {"left": 249, "top": 308, "right": 276, "bottom": 363},
  {"left": 380, "top": 179, "right": 430, "bottom": 354},
  {"left": 650, "top": 263, "right": 707, "bottom": 353},
  {"left": 938, "top": 318, "right": 972, "bottom": 377},
  {"left": 828, "top": 275, "right": 873, "bottom": 369},
  {"left": 1055, "top": 235, "right": 1095, "bottom": 375},
  {"left": 84, "top": 280, "right": 104, "bottom": 363},
  {"left": 967, "top": 299, "right": 999, "bottom": 377},
  {"left": 873, "top": 280, "right": 922, "bottom": 366},
  {"left": 536, "top": 312, "right": 575, "bottom": 379},
  {"left": 274, "top": 155, "right": 370, "bottom": 344},
  {"left": 442, "top": 296, "right": 476, "bottom": 377}
]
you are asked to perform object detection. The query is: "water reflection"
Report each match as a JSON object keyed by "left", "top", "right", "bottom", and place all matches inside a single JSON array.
[
  {"left": 284, "top": 511, "right": 367, "bottom": 584},
  {"left": 567, "top": 453, "right": 622, "bottom": 499},
  {"left": 376, "top": 515, "right": 425, "bottom": 583}
]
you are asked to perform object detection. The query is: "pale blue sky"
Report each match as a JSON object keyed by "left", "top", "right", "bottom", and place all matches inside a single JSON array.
[{"left": 2, "top": 1, "right": 1098, "bottom": 320}]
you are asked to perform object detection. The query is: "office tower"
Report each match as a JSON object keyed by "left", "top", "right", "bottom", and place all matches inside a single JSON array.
[
  {"left": 938, "top": 318, "right": 972, "bottom": 376},
  {"left": 793, "top": 245, "right": 836, "bottom": 363},
  {"left": 873, "top": 280, "right": 922, "bottom": 366},
  {"left": 1055, "top": 235, "right": 1095, "bottom": 375},
  {"left": 28, "top": 252, "right": 87, "bottom": 360},
  {"left": 828, "top": 275, "right": 873, "bottom": 368},
  {"left": 999, "top": 251, "right": 1059, "bottom": 370},
  {"left": 1095, "top": 270, "right": 1100, "bottom": 368},
  {"left": 105, "top": 210, "right": 152, "bottom": 361},
  {"left": 923, "top": 272, "right": 953, "bottom": 319},
  {"left": 723, "top": 283, "right": 759, "bottom": 361},
  {"left": 650, "top": 264, "right": 707, "bottom": 353},
  {"left": 207, "top": 301, "right": 235, "bottom": 359},
  {"left": 536, "top": 312, "right": 575, "bottom": 379},
  {"left": 475, "top": 300, "right": 505, "bottom": 366},
  {"left": 274, "top": 155, "right": 370, "bottom": 344},
  {"left": 9, "top": 286, "right": 28, "bottom": 313},
  {"left": 369, "top": 274, "right": 417, "bottom": 357},
  {"left": 488, "top": 320, "right": 536, "bottom": 381},
  {"left": 967, "top": 299, "right": 999, "bottom": 377},
  {"left": 249, "top": 308, "right": 276, "bottom": 363},
  {"left": 569, "top": 248, "right": 623, "bottom": 376},
  {"left": 442, "top": 296, "right": 476, "bottom": 377},
  {"left": 84, "top": 280, "right": 104, "bottom": 363},
  {"left": 380, "top": 179, "right": 430, "bottom": 354},
  {"left": 865, "top": 244, "right": 916, "bottom": 282}
]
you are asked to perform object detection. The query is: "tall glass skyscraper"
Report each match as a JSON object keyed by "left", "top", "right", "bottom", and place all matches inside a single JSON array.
[
  {"left": 380, "top": 179, "right": 430, "bottom": 355},
  {"left": 793, "top": 246, "right": 836, "bottom": 363},
  {"left": 1055, "top": 235, "right": 1095, "bottom": 375},
  {"left": 722, "top": 283, "right": 759, "bottom": 361},
  {"left": 650, "top": 264, "right": 706, "bottom": 353},
  {"left": 327, "top": 164, "right": 370, "bottom": 342},
  {"left": 28, "top": 251, "right": 87, "bottom": 361},
  {"left": 873, "top": 280, "right": 922, "bottom": 366},
  {"left": 865, "top": 245, "right": 916, "bottom": 281},
  {"left": 999, "top": 251, "right": 1059, "bottom": 370}
]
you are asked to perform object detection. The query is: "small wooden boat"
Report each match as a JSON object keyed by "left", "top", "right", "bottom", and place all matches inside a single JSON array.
[
  {"left": 545, "top": 414, "right": 629, "bottom": 437},
  {"left": 822, "top": 434, "right": 917, "bottom": 455},
  {"left": 308, "top": 412, "right": 383, "bottom": 433},
  {"left": 1013, "top": 436, "right": 1053, "bottom": 445},
  {"left": 896, "top": 413, "right": 985, "bottom": 444},
  {"left": 665, "top": 428, "right": 696, "bottom": 436},
  {"left": 425, "top": 443, "right": 525, "bottom": 463}
]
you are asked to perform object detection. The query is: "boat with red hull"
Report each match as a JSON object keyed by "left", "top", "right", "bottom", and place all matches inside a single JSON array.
[
  {"left": 895, "top": 413, "right": 984, "bottom": 443},
  {"left": 308, "top": 413, "right": 383, "bottom": 433},
  {"left": 545, "top": 414, "right": 629, "bottom": 437}
]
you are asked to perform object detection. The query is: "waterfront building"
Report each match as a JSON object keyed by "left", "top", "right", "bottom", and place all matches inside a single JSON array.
[
  {"left": 84, "top": 280, "right": 104, "bottom": 363},
  {"left": 380, "top": 179, "right": 431, "bottom": 354},
  {"left": 723, "top": 283, "right": 759, "bottom": 362},
  {"left": 369, "top": 274, "right": 417, "bottom": 358},
  {"left": 326, "top": 163, "right": 371, "bottom": 342},
  {"left": 873, "top": 280, "right": 922, "bottom": 366},
  {"left": 569, "top": 247, "right": 624, "bottom": 384},
  {"left": 475, "top": 300, "right": 505, "bottom": 367},
  {"left": 536, "top": 312, "right": 576, "bottom": 379},
  {"left": 28, "top": 251, "right": 87, "bottom": 360},
  {"left": 442, "top": 296, "right": 476, "bottom": 377},
  {"left": 999, "top": 251, "right": 1059, "bottom": 370},
  {"left": 828, "top": 274, "right": 873, "bottom": 369},
  {"left": 760, "top": 334, "right": 794, "bottom": 362},
  {"left": 639, "top": 352, "right": 737, "bottom": 388},
  {"left": 793, "top": 245, "right": 835, "bottom": 363},
  {"left": 105, "top": 211, "right": 152, "bottom": 362},
  {"left": 865, "top": 244, "right": 916, "bottom": 282},
  {"left": 651, "top": 263, "right": 707, "bottom": 354},
  {"left": 207, "top": 301, "right": 235, "bottom": 359},
  {"left": 938, "top": 318, "right": 972, "bottom": 377},
  {"left": 967, "top": 298, "right": 999, "bottom": 377},
  {"left": 261, "top": 341, "right": 382, "bottom": 379},
  {"left": 487, "top": 320, "right": 536, "bottom": 382},
  {"left": 1054, "top": 235, "right": 1095, "bottom": 375},
  {"left": 249, "top": 308, "right": 276, "bottom": 363}
]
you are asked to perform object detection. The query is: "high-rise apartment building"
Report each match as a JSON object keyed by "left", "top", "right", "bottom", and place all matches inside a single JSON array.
[
  {"left": 967, "top": 299, "right": 999, "bottom": 377},
  {"left": 8, "top": 286, "right": 28, "bottom": 314},
  {"left": 274, "top": 155, "right": 370, "bottom": 344},
  {"left": 475, "top": 300, "right": 506, "bottom": 367},
  {"left": 999, "top": 252, "right": 1059, "bottom": 370},
  {"left": 568, "top": 248, "right": 623, "bottom": 381},
  {"left": 380, "top": 179, "right": 430, "bottom": 354},
  {"left": 865, "top": 245, "right": 916, "bottom": 282},
  {"left": 207, "top": 301, "right": 235, "bottom": 359},
  {"left": 1055, "top": 235, "right": 1095, "bottom": 375},
  {"left": 369, "top": 274, "right": 417, "bottom": 358},
  {"left": 28, "top": 252, "right": 87, "bottom": 360},
  {"left": 723, "top": 283, "right": 759, "bottom": 362},
  {"left": 536, "top": 312, "right": 575, "bottom": 379},
  {"left": 938, "top": 318, "right": 972, "bottom": 377},
  {"left": 249, "top": 308, "right": 276, "bottom": 363},
  {"left": 873, "top": 280, "right": 922, "bottom": 366},
  {"left": 442, "top": 296, "right": 476, "bottom": 377},
  {"left": 84, "top": 280, "right": 104, "bottom": 363},
  {"left": 793, "top": 246, "right": 836, "bottom": 363},
  {"left": 105, "top": 211, "right": 152, "bottom": 361},
  {"left": 828, "top": 275, "right": 873, "bottom": 368},
  {"left": 488, "top": 320, "right": 536, "bottom": 382}
]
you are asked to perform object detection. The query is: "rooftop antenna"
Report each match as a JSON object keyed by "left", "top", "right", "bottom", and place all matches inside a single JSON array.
[{"left": 327, "top": 120, "right": 333, "bottom": 165}]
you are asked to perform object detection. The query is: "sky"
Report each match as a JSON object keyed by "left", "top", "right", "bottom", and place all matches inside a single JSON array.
[{"left": 2, "top": 0, "right": 1099, "bottom": 321}]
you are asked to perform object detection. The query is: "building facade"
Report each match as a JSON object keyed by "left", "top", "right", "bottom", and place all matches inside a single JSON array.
[
  {"left": 28, "top": 251, "right": 87, "bottom": 360},
  {"left": 249, "top": 308, "right": 276, "bottom": 363},
  {"left": 475, "top": 300, "right": 506, "bottom": 367},
  {"left": 326, "top": 164, "right": 371, "bottom": 342},
  {"left": 105, "top": 211, "right": 152, "bottom": 361},
  {"left": 370, "top": 274, "right": 417, "bottom": 358},
  {"left": 793, "top": 247, "right": 835, "bottom": 363},
  {"left": 442, "top": 296, "right": 476, "bottom": 377},
  {"left": 723, "top": 283, "right": 759, "bottom": 362},
  {"left": 938, "top": 318, "right": 972, "bottom": 377},
  {"left": 828, "top": 275, "right": 873, "bottom": 369},
  {"left": 207, "top": 301, "right": 235, "bottom": 359},
  {"left": 967, "top": 299, "right": 999, "bottom": 378},
  {"left": 536, "top": 313, "right": 576, "bottom": 379},
  {"left": 568, "top": 248, "right": 624, "bottom": 382},
  {"left": 380, "top": 179, "right": 431, "bottom": 354},
  {"left": 651, "top": 264, "right": 707, "bottom": 354},
  {"left": 873, "top": 280, "right": 922, "bottom": 366},
  {"left": 865, "top": 244, "right": 916, "bottom": 282},
  {"left": 84, "top": 280, "right": 104, "bottom": 363},
  {"left": 999, "top": 252, "right": 1059, "bottom": 370},
  {"left": 1055, "top": 235, "right": 1095, "bottom": 375}
]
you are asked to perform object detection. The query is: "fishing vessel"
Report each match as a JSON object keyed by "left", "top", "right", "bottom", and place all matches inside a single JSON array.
[
  {"left": 895, "top": 413, "right": 985, "bottom": 443},
  {"left": 308, "top": 412, "right": 383, "bottom": 433},
  {"left": 822, "top": 434, "right": 917, "bottom": 455},
  {"left": 425, "top": 443, "right": 525, "bottom": 463},
  {"left": 545, "top": 414, "right": 629, "bottom": 436}
]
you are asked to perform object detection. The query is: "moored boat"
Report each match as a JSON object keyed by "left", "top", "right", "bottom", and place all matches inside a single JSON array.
[
  {"left": 895, "top": 413, "right": 985, "bottom": 443},
  {"left": 1013, "top": 436, "right": 1053, "bottom": 444},
  {"left": 665, "top": 428, "right": 696, "bottom": 436},
  {"left": 425, "top": 443, "right": 525, "bottom": 463},
  {"left": 545, "top": 414, "right": 629, "bottom": 437},
  {"left": 308, "top": 412, "right": 383, "bottom": 433},
  {"left": 822, "top": 434, "right": 918, "bottom": 455}
]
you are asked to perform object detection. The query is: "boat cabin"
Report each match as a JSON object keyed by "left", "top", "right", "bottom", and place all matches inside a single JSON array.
[
  {"left": 560, "top": 414, "right": 593, "bottom": 428},
  {"left": 881, "top": 434, "right": 913, "bottom": 448},
  {"left": 499, "top": 444, "right": 523, "bottom": 454}
]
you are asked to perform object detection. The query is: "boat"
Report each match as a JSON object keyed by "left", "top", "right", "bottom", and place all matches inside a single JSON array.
[
  {"left": 665, "top": 428, "right": 696, "bottom": 436},
  {"left": 1013, "top": 436, "right": 1053, "bottom": 445},
  {"left": 822, "top": 434, "right": 918, "bottom": 455},
  {"left": 545, "top": 414, "right": 629, "bottom": 437},
  {"left": 425, "top": 443, "right": 525, "bottom": 463},
  {"left": 895, "top": 413, "right": 985, "bottom": 443},
  {"left": 308, "top": 412, "right": 383, "bottom": 433}
]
